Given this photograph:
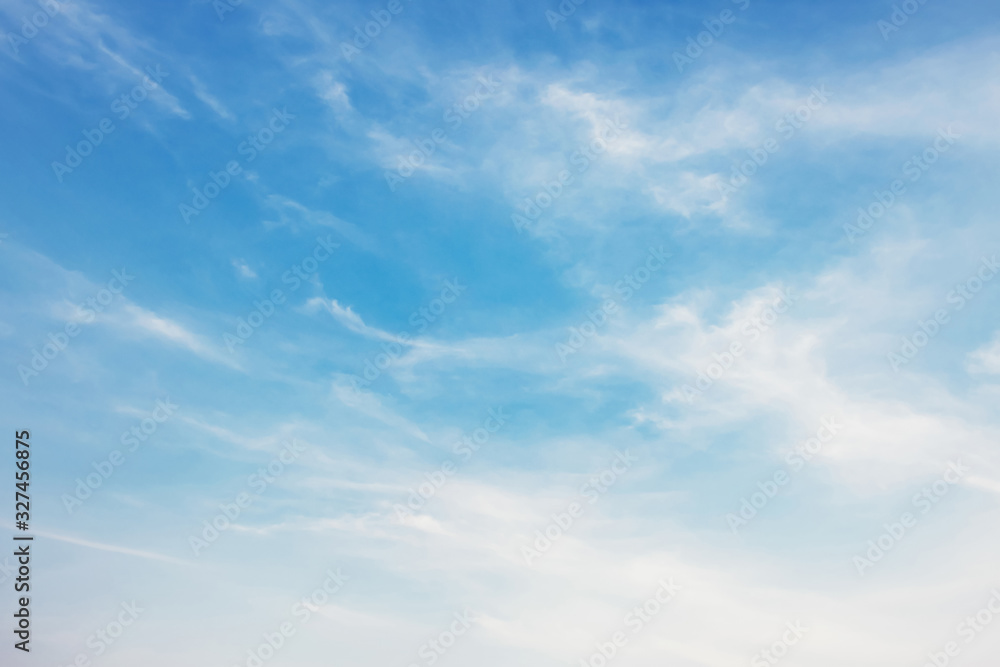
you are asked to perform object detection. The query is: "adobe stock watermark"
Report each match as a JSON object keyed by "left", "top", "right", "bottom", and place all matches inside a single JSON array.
[
  {"left": 51, "top": 66, "right": 169, "bottom": 182},
  {"left": 672, "top": 0, "right": 751, "bottom": 73},
  {"left": 179, "top": 107, "right": 295, "bottom": 224},
  {"left": 878, "top": 0, "right": 932, "bottom": 40},
  {"left": 5, "top": 0, "right": 62, "bottom": 57},
  {"left": 17, "top": 268, "right": 134, "bottom": 386},
  {"left": 385, "top": 73, "right": 502, "bottom": 191},
  {"left": 680, "top": 288, "right": 796, "bottom": 403},
  {"left": 546, "top": 0, "right": 586, "bottom": 30},
  {"left": 919, "top": 589, "right": 1000, "bottom": 667},
  {"left": 346, "top": 279, "right": 466, "bottom": 391},
  {"left": 751, "top": 621, "right": 808, "bottom": 667},
  {"left": 233, "top": 567, "right": 349, "bottom": 667},
  {"left": 340, "top": 0, "right": 414, "bottom": 62},
  {"left": 511, "top": 116, "right": 627, "bottom": 233},
  {"left": 406, "top": 610, "right": 477, "bottom": 667},
  {"left": 726, "top": 417, "right": 842, "bottom": 534},
  {"left": 223, "top": 235, "right": 340, "bottom": 352},
  {"left": 188, "top": 440, "right": 307, "bottom": 556},
  {"left": 61, "top": 398, "right": 179, "bottom": 513},
  {"left": 556, "top": 246, "right": 670, "bottom": 363},
  {"left": 578, "top": 579, "right": 681, "bottom": 667},
  {"left": 887, "top": 254, "right": 998, "bottom": 372},
  {"left": 843, "top": 127, "right": 959, "bottom": 243},
  {"left": 54, "top": 601, "right": 144, "bottom": 667},
  {"left": 521, "top": 450, "right": 638, "bottom": 565},
  {"left": 718, "top": 85, "right": 832, "bottom": 202},
  {"left": 853, "top": 460, "right": 969, "bottom": 575},
  {"left": 393, "top": 408, "right": 508, "bottom": 521}
]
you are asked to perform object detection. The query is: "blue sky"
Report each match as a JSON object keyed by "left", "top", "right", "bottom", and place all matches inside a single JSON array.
[{"left": 2, "top": 0, "right": 1000, "bottom": 665}]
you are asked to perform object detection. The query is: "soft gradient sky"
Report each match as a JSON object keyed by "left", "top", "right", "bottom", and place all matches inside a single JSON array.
[{"left": 2, "top": 0, "right": 1000, "bottom": 665}]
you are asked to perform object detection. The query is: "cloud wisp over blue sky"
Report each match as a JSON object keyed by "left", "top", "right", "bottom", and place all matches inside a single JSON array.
[{"left": 2, "top": 0, "right": 1000, "bottom": 665}]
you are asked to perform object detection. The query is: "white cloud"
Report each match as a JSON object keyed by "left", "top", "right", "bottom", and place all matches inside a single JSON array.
[
  {"left": 190, "top": 74, "right": 235, "bottom": 121},
  {"left": 114, "top": 303, "right": 241, "bottom": 369},
  {"left": 305, "top": 297, "right": 404, "bottom": 344},
  {"left": 314, "top": 70, "right": 352, "bottom": 112},
  {"left": 967, "top": 333, "right": 1000, "bottom": 374},
  {"left": 231, "top": 258, "right": 257, "bottom": 279}
]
